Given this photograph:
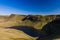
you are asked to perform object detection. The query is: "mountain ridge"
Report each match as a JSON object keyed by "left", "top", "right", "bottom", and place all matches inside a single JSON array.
[{"left": 0, "top": 14, "right": 60, "bottom": 40}]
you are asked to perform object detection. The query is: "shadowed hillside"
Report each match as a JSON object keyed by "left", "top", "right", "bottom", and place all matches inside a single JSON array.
[
  {"left": 6, "top": 14, "right": 57, "bottom": 30},
  {"left": 6, "top": 26, "right": 40, "bottom": 37},
  {"left": 0, "top": 14, "right": 60, "bottom": 40},
  {"left": 37, "top": 18, "right": 60, "bottom": 40}
]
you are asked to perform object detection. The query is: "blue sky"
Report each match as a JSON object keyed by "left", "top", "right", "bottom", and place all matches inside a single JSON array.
[{"left": 0, "top": 0, "right": 60, "bottom": 15}]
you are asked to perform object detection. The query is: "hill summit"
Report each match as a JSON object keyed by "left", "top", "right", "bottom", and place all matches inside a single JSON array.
[
  {"left": 0, "top": 14, "right": 60, "bottom": 40},
  {"left": 5, "top": 14, "right": 60, "bottom": 29}
]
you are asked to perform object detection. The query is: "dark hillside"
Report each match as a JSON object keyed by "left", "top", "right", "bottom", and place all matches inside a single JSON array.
[{"left": 37, "top": 18, "right": 60, "bottom": 40}]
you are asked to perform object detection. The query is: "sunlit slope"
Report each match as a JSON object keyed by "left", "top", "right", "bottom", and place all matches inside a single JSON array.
[
  {"left": 0, "top": 28, "right": 36, "bottom": 40},
  {"left": 6, "top": 14, "right": 57, "bottom": 29},
  {"left": 0, "top": 14, "right": 59, "bottom": 40},
  {"left": 0, "top": 14, "right": 37, "bottom": 40},
  {"left": 0, "top": 14, "right": 58, "bottom": 29}
]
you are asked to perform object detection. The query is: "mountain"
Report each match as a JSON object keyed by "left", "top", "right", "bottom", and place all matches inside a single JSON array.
[
  {"left": 7, "top": 14, "right": 57, "bottom": 30},
  {"left": 37, "top": 17, "right": 60, "bottom": 40},
  {"left": 0, "top": 14, "right": 60, "bottom": 40}
]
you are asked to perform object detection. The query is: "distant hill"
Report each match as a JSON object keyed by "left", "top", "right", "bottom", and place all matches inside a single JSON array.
[
  {"left": 0, "top": 14, "right": 60, "bottom": 29},
  {"left": 0, "top": 14, "right": 60, "bottom": 40},
  {"left": 6, "top": 14, "right": 58, "bottom": 30}
]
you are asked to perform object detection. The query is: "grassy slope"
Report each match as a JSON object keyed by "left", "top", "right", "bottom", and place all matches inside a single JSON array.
[
  {"left": 0, "top": 14, "right": 59, "bottom": 40},
  {"left": 0, "top": 28, "right": 36, "bottom": 40},
  {"left": 0, "top": 14, "right": 37, "bottom": 40},
  {"left": 7, "top": 14, "right": 56, "bottom": 30},
  {"left": 0, "top": 14, "right": 57, "bottom": 30}
]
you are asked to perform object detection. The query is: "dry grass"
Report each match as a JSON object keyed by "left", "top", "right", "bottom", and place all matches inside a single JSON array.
[
  {"left": 0, "top": 28, "right": 36, "bottom": 40},
  {"left": 0, "top": 14, "right": 58, "bottom": 40}
]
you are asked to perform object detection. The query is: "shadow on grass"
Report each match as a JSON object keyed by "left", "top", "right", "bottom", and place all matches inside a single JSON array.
[
  {"left": 37, "top": 19, "right": 60, "bottom": 40},
  {"left": 6, "top": 19, "right": 60, "bottom": 40},
  {"left": 6, "top": 26, "right": 41, "bottom": 37}
]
